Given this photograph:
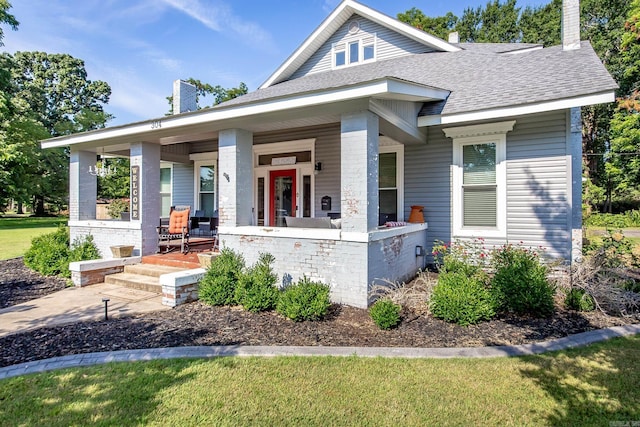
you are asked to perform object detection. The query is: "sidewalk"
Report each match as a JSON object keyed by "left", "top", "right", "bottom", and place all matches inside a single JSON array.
[{"left": 0, "top": 283, "right": 167, "bottom": 338}]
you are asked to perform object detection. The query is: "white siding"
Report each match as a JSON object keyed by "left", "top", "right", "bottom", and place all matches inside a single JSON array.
[{"left": 290, "top": 14, "right": 434, "bottom": 79}]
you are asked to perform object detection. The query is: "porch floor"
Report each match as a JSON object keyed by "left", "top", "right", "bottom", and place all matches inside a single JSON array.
[
  {"left": 156, "top": 236, "right": 217, "bottom": 258},
  {"left": 142, "top": 251, "right": 211, "bottom": 269}
]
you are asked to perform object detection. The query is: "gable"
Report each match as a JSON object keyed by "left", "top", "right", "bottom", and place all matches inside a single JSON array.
[{"left": 289, "top": 14, "right": 435, "bottom": 81}]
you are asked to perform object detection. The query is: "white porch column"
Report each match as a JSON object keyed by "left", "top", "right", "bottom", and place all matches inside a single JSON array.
[
  {"left": 218, "top": 129, "right": 253, "bottom": 227},
  {"left": 130, "top": 142, "right": 161, "bottom": 256},
  {"left": 69, "top": 149, "right": 97, "bottom": 221},
  {"left": 340, "top": 111, "right": 379, "bottom": 233}
]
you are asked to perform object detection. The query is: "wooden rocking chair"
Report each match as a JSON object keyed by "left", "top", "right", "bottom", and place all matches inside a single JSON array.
[{"left": 157, "top": 206, "right": 191, "bottom": 253}]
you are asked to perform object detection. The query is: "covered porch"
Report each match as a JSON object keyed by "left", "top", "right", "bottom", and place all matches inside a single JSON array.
[{"left": 52, "top": 82, "right": 440, "bottom": 307}]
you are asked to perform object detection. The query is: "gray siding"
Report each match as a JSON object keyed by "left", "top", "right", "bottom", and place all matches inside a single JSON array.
[
  {"left": 290, "top": 14, "right": 434, "bottom": 80},
  {"left": 405, "top": 110, "right": 571, "bottom": 260},
  {"left": 405, "top": 127, "right": 452, "bottom": 250},
  {"left": 506, "top": 111, "right": 570, "bottom": 259},
  {"left": 172, "top": 163, "right": 194, "bottom": 208}
]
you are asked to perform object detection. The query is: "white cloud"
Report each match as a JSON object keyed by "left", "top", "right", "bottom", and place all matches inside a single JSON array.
[{"left": 159, "top": 0, "right": 275, "bottom": 51}]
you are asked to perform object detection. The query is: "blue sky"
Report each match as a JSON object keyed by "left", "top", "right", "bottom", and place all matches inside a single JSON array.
[{"left": 3, "top": 0, "right": 550, "bottom": 127}]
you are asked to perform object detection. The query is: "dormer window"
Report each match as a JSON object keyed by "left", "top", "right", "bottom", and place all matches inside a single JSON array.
[{"left": 333, "top": 33, "right": 376, "bottom": 69}]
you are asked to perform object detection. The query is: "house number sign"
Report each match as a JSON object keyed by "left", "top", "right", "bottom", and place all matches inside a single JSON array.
[{"left": 131, "top": 165, "right": 140, "bottom": 220}]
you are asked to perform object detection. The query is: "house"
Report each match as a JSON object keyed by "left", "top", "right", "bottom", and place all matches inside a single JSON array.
[{"left": 42, "top": 0, "right": 617, "bottom": 308}]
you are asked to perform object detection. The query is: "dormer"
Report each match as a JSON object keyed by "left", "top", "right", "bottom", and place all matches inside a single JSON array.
[{"left": 260, "top": 0, "right": 459, "bottom": 89}]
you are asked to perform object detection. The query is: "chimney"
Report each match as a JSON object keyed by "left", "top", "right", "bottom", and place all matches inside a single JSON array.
[
  {"left": 448, "top": 32, "right": 459, "bottom": 44},
  {"left": 562, "top": 0, "right": 581, "bottom": 50},
  {"left": 172, "top": 79, "right": 198, "bottom": 114}
]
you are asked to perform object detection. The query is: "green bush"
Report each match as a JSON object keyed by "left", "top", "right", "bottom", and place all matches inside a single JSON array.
[
  {"left": 199, "top": 248, "right": 245, "bottom": 306},
  {"left": 430, "top": 271, "right": 496, "bottom": 326},
  {"left": 24, "top": 227, "right": 70, "bottom": 276},
  {"left": 107, "top": 199, "right": 128, "bottom": 219},
  {"left": 491, "top": 244, "right": 555, "bottom": 317},
  {"left": 24, "top": 227, "right": 100, "bottom": 278},
  {"left": 584, "top": 210, "right": 640, "bottom": 228},
  {"left": 432, "top": 239, "right": 490, "bottom": 276},
  {"left": 235, "top": 253, "right": 279, "bottom": 312},
  {"left": 276, "top": 276, "right": 331, "bottom": 321},
  {"left": 369, "top": 298, "right": 402, "bottom": 330},
  {"left": 565, "top": 288, "right": 595, "bottom": 312}
]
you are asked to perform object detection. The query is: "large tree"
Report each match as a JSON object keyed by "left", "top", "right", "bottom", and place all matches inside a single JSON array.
[
  {"left": 397, "top": 8, "right": 457, "bottom": 40},
  {"left": 456, "top": 0, "right": 521, "bottom": 43},
  {"left": 0, "top": 0, "right": 18, "bottom": 46},
  {"left": 1, "top": 52, "right": 112, "bottom": 214}
]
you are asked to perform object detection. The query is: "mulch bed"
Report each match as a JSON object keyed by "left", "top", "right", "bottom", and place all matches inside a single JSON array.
[
  {"left": 0, "top": 258, "right": 636, "bottom": 368},
  {"left": 0, "top": 258, "right": 67, "bottom": 309}
]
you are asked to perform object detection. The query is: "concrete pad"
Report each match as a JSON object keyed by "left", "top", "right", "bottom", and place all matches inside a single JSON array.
[{"left": 0, "top": 283, "right": 168, "bottom": 338}]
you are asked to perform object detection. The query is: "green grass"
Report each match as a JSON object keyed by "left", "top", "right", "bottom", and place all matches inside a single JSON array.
[
  {"left": 1, "top": 336, "right": 638, "bottom": 426},
  {"left": 0, "top": 216, "right": 67, "bottom": 260}
]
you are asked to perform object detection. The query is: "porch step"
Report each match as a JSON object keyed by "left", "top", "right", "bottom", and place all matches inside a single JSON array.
[
  {"left": 141, "top": 253, "right": 202, "bottom": 269},
  {"left": 104, "top": 272, "right": 163, "bottom": 294},
  {"left": 124, "top": 264, "right": 185, "bottom": 278}
]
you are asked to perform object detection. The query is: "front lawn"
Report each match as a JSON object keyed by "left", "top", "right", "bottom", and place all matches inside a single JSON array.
[
  {"left": 1, "top": 336, "right": 638, "bottom": 426},
  {"left": 0, "top": 216, "right": 67, "bottom": 260}
]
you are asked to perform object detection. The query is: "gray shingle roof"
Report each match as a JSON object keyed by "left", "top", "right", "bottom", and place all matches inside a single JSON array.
[{"left": 218, "top": 41, "right": 617, "bottom": 117}]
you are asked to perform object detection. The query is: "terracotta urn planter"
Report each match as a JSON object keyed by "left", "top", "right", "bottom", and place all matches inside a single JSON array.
[
  {"left": 408, "top": 205, "right": 425, "bottom": 223},
  {"left": 110, "top": 245, "right": 134, "bottom": 258}
]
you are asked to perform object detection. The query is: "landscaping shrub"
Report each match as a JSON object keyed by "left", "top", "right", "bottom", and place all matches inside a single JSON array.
[
  {"left": 24, "top": 227, "right": 70, "bottom": 276},
  {"left": 583, "top": 229, "right": 640, "bottom": 268},
  {"left": 369, "top": 298, "right": 401, "bottom": 329},
  {"left": 565, "top": 288, "right": 595, "bottom": 312},
  {"left": 430, "top": 271, "right": 496, "bottom": 326},
  {"left": 24, "top": 227, "right": 100, "bottom": 278},
  {"left": 584, "top": 210, "right": 640, "bottom": 228},
  {"left": 432, "top": 239, "right": 489, "bottom": 276},
  {"left": 276, "top": 276, "right": 331, "bottom": 321},
  {"left": 199, "top": 248, "right": 245, "bottom": 306},
  {"left": 491, "top": 244, "right": 555, "bottom": 317},
  {"left": 107, "top": 199, "right": 129, "bottom": 219},
  {"left": 235, "top": 252, "right": 279, "bottom": 312}
]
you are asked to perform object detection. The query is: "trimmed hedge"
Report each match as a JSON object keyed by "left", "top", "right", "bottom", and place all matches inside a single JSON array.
[
  {"left": 198, "top": 248, "right": 245, "bottom": 306},
  {"left": 277, "top": 276, "right": 331, "bottom": 322}
]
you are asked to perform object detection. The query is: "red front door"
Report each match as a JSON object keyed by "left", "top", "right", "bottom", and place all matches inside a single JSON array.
[{"left": 270, "top": 169, "right": 296, "bottom": 226}]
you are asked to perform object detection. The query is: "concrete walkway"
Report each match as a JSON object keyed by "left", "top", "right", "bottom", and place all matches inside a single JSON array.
[
  {"left": 0, "top": 283, "right": 167, "bottom": 338},
  {"left": 0, "top": 324, "right": 638, "bottom": 380}
]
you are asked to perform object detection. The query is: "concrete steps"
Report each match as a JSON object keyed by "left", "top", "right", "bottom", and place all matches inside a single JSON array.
[{"left": 104, "top": 264, "right": 186, "bottom": 293}]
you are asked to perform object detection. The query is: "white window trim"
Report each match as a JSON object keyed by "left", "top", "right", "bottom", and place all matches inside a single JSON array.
[
  {"left": 445, "top": 121, "right": 515, "bottom": 239},
  {"left": 191, "top": 152, "right": 218, "bottom": 214},
  {"left": 160, "top": 162, "right": 173, "bottom": 217},
  {"left": 332, "top": 32, "right": 377, "bottom": 69},
  {"left": 379, "top": 142, "right": 404, "bottom": 222},
  {"left": 253, "top": 139, "right": 316, "bottom": 226}
]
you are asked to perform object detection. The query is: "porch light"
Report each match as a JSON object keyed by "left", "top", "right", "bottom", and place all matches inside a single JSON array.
[
  {"left": 88, "top": 162, "right": 116, "bottom": 178},
  {"left": 314, "top": 162, "right": 322, "bottom": 172},
  {"left": 415, "top": 245, "right": 425, "bottom": 257}
]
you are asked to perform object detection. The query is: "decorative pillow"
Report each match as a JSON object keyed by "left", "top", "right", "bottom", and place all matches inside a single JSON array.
[
  {"left": 169, "top": 209, "right": 190, "bottom": 234},
  {"left": 385, "top": 221, "right": 408, "bottom": 228}
]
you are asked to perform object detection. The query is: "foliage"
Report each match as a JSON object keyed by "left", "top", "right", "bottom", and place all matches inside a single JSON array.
[
  {"left": 584, "top": 210, "right": 640, "bottom": 228},
  {"left": 23, "top": 226, "right": 99, "bottom": 277},
  {"left": 491, "top": 244, "right": 555, "bottom": 317},
  {"left": 199, "top": 248, "right": 245, "bottom": 306},
  {"left": 234, "top": 253, "right": 279, "bottom": 312},
  {"left": 276, "top": 276, "right": 331, "bottom": 322},
  {"left": 432, "top": 238, "right": 490, "bottom": 276},
  {"left": 397, "top": 8, "right": 458, "bottom": 40},
  {"left": 106, "top": 198, "right": 129, "bottom": 219},
  {"left": 583, "top": 229, "right": 640, "bottom": 268},
  {"left": 98, "top": 158, "right": 130, "bottom": 199},
  {"left": 430, "top": 271, "right": 496, "bottom": 326},
  {"left": 369, "top": 298, "right": 402, "bottom": 330},
  {"left": 167, "top": 78, "right": 248, "bottom": 113},
  {"left": 369, "top": 272, "right": 436, "bottom": 317},
  {"left": 0, "top": 0, "right": 18, "bottom": 46},
  {"left": 565, "top": 288, "right": 596, "bottom": 312},
  {"left": 519, "top": 0, "right": 561, "bottom": 46},
  {"left": 0, "top": 50, "right": 112, "bottom": 214},
  {"left": 456, "top": 0, "right": 521, "bottom": 43}
]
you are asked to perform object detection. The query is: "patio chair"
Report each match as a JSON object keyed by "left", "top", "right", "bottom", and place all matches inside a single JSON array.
[{"left": 157, "top": 206, "right": 191, "bottom": 253}]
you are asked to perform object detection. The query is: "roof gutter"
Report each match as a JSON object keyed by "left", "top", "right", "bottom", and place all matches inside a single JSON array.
[{"left": 42, "top": 78, "right": 449, "bottom": 149}]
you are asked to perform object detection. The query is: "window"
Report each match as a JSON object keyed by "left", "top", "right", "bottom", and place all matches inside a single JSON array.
[
  {"left": 379, "top": 144, "right": 404, "bottom": 225},
  {"left": 445, "top": 121, "right": 515, "bottom": 238},
  {"left": 332, "top": 33, "right": 376, "bottom": 69},
  {"left": 199, "top": 165, "right": 215, "bottom": 217},
  {"left": 160, "top": 166, "right": 172, "bottom": 217}
]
